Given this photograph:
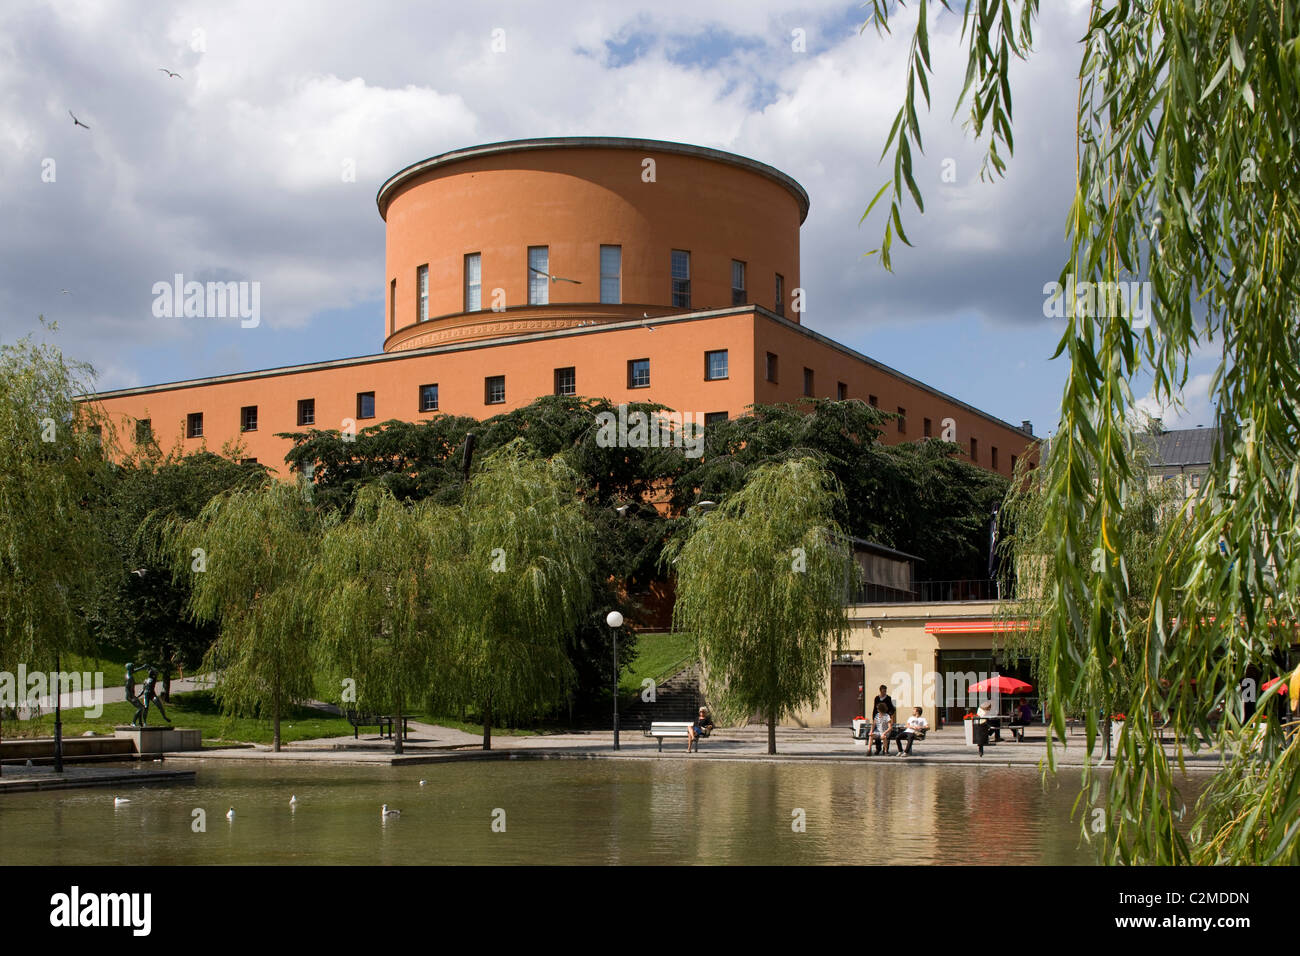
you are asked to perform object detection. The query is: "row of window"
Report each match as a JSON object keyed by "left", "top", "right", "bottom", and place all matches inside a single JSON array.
[{"left": 395, "top": 247, "right": 789, "bottom": 322}]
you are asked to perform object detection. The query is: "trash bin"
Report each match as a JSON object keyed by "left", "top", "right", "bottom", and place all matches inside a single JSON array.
[{"left": 973, "top": 718, "right": 990, "bottom": 756}]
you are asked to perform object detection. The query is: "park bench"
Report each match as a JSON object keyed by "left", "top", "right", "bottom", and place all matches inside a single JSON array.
[
  {"left": 645, "top": 720, "right": 710, "bottom": 752},
  {"left": 1008, "top": 723, "right": 1029, "bottom": 742},
  {"left": 346, "top": 709, "right": 394, "bottom": 739}
]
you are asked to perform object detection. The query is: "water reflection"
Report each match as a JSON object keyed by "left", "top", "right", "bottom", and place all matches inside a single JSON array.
[{"left": 0, "top": 759, "right": 1187, "bottom": 865}]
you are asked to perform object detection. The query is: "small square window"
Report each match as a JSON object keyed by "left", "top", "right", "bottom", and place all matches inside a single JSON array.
[
  {"left": 705, "top": 350, "right": 728, "bottom": 381},
  {"left": 186, "top": 412, "right": 203, "bottom": 439},
  {"left": 485, "top": 375, "right": 506, "bottom": 405},
  {"left": 554, "top": 367, "right": 576, "bottom": 397},
  {"left": 628, "top": 358, "right": 650, "bottom": 389},
  {"left": 803, "top": 368, "right": 814, "bottom": 398},
  {"left": 357, "top": 392, "right": 375, "bottom": 420},
  {"left": 135, "top": 419, "right": 152, "bottom": 444},
  {"left": 837, "top": 382, "right": 848, "bottom": 401},
  {"left": 897, "top": 407, "right": 906, "bottom": 434},
  {"left": 297, "top": 399, "right": 315, "bottom": 427},
  {"left": 240, "top": 405, "right": 258, "bottom": 433},
  {"left": 765, "top": 352, "right": 779, "bottom": 383},
  {"left": 419, "top": 384, "right": 439, "bottom": 413}
]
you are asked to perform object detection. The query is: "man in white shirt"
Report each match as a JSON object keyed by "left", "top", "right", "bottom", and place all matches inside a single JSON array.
[{"left": 898, "top": 707, "right": 928, "bottom": 756}]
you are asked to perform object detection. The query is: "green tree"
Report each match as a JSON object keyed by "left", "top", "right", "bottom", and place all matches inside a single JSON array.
[
  {"left": 311, "top": 484, "right": 460, "bottom": 754},
  {"left": 666, "top": 458, "right": 853, "bottom": 754},
  {"left": 0, "top": 332, "right": 110, "bottom": 773},
  {"left": 90, "top": 451, "right": 265, "bottom": 692},
  {"left": 435, "top": 442, "right": 596, "bottom": 749},
  {"left": 868, "top": 0, "right": 1300, "bottom": 863},
  {"left": 167, "top": 480, "right": 322, "bottom": 751}
]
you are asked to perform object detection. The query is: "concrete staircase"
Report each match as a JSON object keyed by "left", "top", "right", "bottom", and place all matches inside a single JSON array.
[{"left": 620, "top": 662, "right": 705, "bottom": 731}]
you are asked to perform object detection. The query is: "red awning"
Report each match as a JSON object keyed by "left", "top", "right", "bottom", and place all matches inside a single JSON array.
[{"left": 924, "top": 620, "right": 1033, "bottom": 635}]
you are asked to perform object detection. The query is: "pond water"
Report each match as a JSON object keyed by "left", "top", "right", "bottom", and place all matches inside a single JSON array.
[{"left": 0, "top": 759, "right": 1161, "bottom": 865}]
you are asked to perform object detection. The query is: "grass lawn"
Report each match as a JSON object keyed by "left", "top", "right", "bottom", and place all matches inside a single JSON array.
[
  {"left": 2, "top": 690, "right": 357, "bottom": 745},
  {"left": 619, "top": 631, "right": 694, "bottom": 697}
]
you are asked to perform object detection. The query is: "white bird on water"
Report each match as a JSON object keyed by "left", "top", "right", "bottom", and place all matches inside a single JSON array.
[
  {"left": 226, "top": 808, "right": 235, "bottom": 821},
  {"left": 289, "top": 795, "right": 298, "bottom": 808},
  {"left": 113, "top": 797, "right": 130, "bottom": 807},
  {"left": 381, "top": 804, "right": 400, "bottom": 818},
  {"left": 419, "top": 780, "right": 427, "bottom": 787}
]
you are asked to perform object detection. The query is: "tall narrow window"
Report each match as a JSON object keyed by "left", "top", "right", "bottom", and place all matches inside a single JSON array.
[
  {"left": 357, "top": 392, "right": 375, "bottom": 420},
  {"left": 389, "top": 279, "right": 396, "bottom": 334},
  {"left": 1011, "top": 454, "right": 1018, "bottom": 472},
  {"left": 704, "top": 350, "right": 728, "bottom": 381},
  {"left": 803, "top": 368, "right": 814, "bottom": 397},
  {"left": 528, "top": 246, "right": 549, "bottom": 305},
  {"left": 628, "top": 358, "right": 650, "bottom": 389},
  {"left": 464, "top": 253, "right": 482, "bottom": 312},
  {"left": 923, "top": 417, "right": 932, "bottom": 438},
  {"left": 600, "top": 245, "right": 621, "bottom": 304},
  {"left": 417, "top": 264, "right": 429, "bottom": 321},
  {"left": 419, "top": 384, "right": 439, "bottom": 412},
  {"left": 135, "top": 419, "right": 152, "bottom": 444},
  {"left": 297, "top": 399, "right": 315, "bottom": 426},
  {"left": 765, "top": 352, "right": 779, "bottom": 383},
  {"left": 554, "top": 367, "right": 576, "bottom": 396},
  {"left": 485, "top": 375, "right": 506, "bottom": 405},
  {"left": 671, "top": 250, "right": 691, "bottom": 308},
  {"left": 186, "top": 412, "right": 203, "bottom": 439},
  {"left": 897, "top": 407, "right": 906, "bottom": 434},
  {"left": 775, "top": 273, "right": 785, "bottom": 316},
  {"left": 837, "top": 382, "right": 848, "bottom": 400},
  {"left": 240, "top": 405, "right": 258, "bottom": 432},
  {"left": 970, "top": 437, "right": 979, "bottom": 463},
  {"left": 869, "top": 395, "right": 879, "bottom": 408},
  {"left": 731, "top": 260, "right": 746, "bottom": 305},
  {"left": 991, "top": 446, "right": 999, "bottom": 470}
]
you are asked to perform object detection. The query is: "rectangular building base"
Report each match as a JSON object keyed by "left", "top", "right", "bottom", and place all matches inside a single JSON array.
[{"left": 114, "top": 726, "right": 201, "bottom": 754}]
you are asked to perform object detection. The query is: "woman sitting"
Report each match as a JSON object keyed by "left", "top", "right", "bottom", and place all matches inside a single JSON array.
[
  {"left": 869, "top": 700, "right": 894, "bottom": 755},
  {"left": 686, "top": 707, "right": 714, "bottom": 752}
]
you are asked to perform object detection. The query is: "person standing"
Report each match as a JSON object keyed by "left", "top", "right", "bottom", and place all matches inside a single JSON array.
[{"left": 872, "top": 684, "right": 897, "bottom": 719}]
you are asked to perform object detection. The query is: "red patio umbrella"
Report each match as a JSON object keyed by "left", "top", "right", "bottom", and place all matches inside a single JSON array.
[{"left": 968, "top": 676, "right": 1033, "bottom": 695}]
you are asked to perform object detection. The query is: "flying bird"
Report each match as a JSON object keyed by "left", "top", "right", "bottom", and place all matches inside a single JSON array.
[
  {"left": 60, "top": 289, "right": 72, "bottom": 295},
  {"left": 158, "top": 68, "right": 183, "bottom": 79},
  {"left": 68, "top": 110, "right": 89, "bottom": 130}
]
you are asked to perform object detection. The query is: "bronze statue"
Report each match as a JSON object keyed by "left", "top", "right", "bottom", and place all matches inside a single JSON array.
[
  {"left": 141, "top": 667, "right": 170, "bottom": 725},
  {"left": 125, "top": 663, "right": 147, "bottom": 727}
]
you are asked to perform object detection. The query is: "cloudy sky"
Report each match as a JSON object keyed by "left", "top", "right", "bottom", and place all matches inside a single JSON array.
[{"left": 0, "top": 0, "right": 1217, "bottom": 435}]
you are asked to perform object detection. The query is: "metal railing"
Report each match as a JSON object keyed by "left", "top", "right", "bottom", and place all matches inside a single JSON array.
[{"left": 850, "top": 578, "right": 1009, "bottom": 605}]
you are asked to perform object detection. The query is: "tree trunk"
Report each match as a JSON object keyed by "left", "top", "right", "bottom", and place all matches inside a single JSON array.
[
  {"left": 394, "top": 688, "right": 404, "bottom": 755},
  {"left": 483, "top": 694, "right": 492, "bottom": 751},
  {"left": 273, "top": 686, "right": 282, "bottom": 753},
  {"left": 768, "top": 707, "right": 777, "bottom": 755}
]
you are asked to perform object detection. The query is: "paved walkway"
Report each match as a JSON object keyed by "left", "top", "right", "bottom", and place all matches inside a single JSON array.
[
  {"left": 0, "top": 764, "right": 195, "bottom": 793},
  {"left": 163, "top": 723, "right": 1229, "bottom": 770}
]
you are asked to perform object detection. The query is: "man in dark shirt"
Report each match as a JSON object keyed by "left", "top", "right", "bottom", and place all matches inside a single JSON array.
[{"left": 872, "top": 685, "right": 896, "bottom": 719}]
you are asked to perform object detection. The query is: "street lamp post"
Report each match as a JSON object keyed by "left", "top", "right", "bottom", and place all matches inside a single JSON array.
[
  {"left": 606, "top": 610, "right": 624, "bottom": 750},
  {"left": 53, "top": 652, "right": 63, "bottom": 774}
]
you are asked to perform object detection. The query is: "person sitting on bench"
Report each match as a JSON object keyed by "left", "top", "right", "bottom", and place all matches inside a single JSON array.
[
  {"left": 869, "top": 700, "right": 894, "bottom": 755},
  {"left": 1015, "top": 698, "right": 1034, "bottom": 726},
  {"left": 897, "top": 707, "right": 929, "bottom": 756},
  {"left": 686, "top": 707, "right": 714, "bottom": 752},
  {"left": 977, "top": 700, "right": 1002, "bottom": 741}
]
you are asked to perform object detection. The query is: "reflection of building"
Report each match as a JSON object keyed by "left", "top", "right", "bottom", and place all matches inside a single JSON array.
[{"left": 86, "top": 137, "right": 1037, "bottom": 476}]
